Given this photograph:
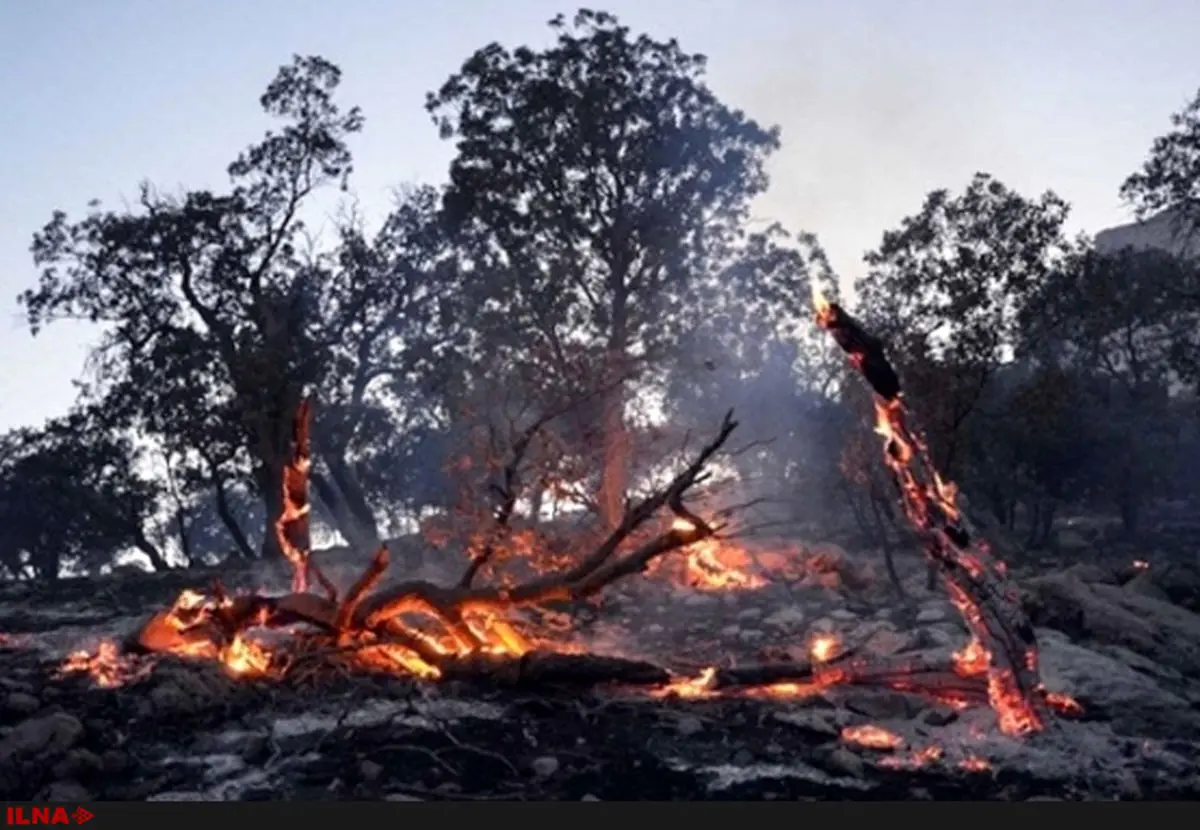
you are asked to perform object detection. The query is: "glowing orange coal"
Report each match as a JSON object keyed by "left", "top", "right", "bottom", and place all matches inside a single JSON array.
[
  {"left": 809, "top": 633, "right": 842, "bottom": 663},
  {"left": 879, "top": 744, "right": 944, "bottom": 770},
  {"left": 59, "top": 641, "right": 149, "bottom": 689},
  {"left": 671, "top": 518, "right": 767, "bottom": 592},
  {"left": 841, "top": 724, "right": 904, "bottom": 751},
  {"left": 952, "top": 638, "right": 989, "bottom": 677},
  {"left": 656, "top": 666, "right": 718, "bottom": 699}
]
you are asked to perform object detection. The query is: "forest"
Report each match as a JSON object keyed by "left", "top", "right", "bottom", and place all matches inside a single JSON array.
[{"left": 3, "top": 9, "right": 1198, "bottom": 583}]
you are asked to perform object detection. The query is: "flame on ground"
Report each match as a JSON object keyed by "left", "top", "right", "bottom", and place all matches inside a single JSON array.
[
  {"left": 670, "top": 518, "right": 767, "bottom": 592},
  {"left": 655, "top": 666, "right": 718, "bottom": 699},
  {"left": 841, "top": 724, "right": 904, "bottom": 751},
  {"left": 959, "top": 755, "right": 991, "bottom": 773},
  {"left": 952, "top": 638, "right": 989, "bottom": 677},
  {"left": 1044, "top": 690, "right": 1084, "bottom": 716},
  {"left": 809, "top": 633, "right": 841, "bottom": 663},
  {"left": 879, "top": 744, "right": 944, "bottom": 770},
  {"left": 59, "top": 641, "right": 150, "bottom": 689}
]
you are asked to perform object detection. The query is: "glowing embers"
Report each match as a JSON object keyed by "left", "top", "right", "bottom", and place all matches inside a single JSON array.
[
  {"left": 58, "top": 588, "right": 276, "bottom": 688},
  {"left": 58, "top": 641, "right": 150, "bottom": 689},
  {"left": 655, "top": 666, "right": 719, "bottom": 699},
  {"left": 841, "top": 724, "right": 904, "bottom": 751},
  {"left": 668, "top": 519, "right": 767, "bottom": 592}
]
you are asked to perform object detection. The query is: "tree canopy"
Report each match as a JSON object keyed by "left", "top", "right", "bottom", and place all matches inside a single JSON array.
[{"left": 5, "top": 13, "right": 1200, "bottom": 580}]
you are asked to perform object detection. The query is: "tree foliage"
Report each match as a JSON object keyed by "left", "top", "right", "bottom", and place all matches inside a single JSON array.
[
  {"left": 1121, "top": 87, "right": 1200, "bottom": 241},
  {"left": 0, "top": 411, "right": 166, "bottom": 578},
  {"left": 8, "top": 13, "right": 1200, "bottom": 581}
]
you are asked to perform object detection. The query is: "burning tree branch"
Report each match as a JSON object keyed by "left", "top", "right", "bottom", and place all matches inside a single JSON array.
[
  {"left": 131, "top": 402, "right": 741, "bottom": 683},
  {"left": 811, "top": 289, "right": 1048, "bottom": 736}
]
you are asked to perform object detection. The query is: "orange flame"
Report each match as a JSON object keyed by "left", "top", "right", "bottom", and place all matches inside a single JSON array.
[
  {"left": 59, "top": 641, "right": 150, "bottom": 688},
  {"left": 809, "top": 633, "right": 841, "bottom": 663},
  {"left": 959, "top": 755, "right": 991, "bottom": 773},
  {"left": 811, "top": 284, "right": 835, "bottom": 328},
  {"left": 1044, "top": 690, "right": 1084, "bottom": 716},
  {"left": 841, "top": 724, "right": 904, "bottom": 750},
  {"left": 671, "top": 518, "right": 766, "bottom": 592},
  {"left": 952, "top": 638, "right": 989, "bottom": 677},
  {"left": 656, "top": 667, "right": 718, "bottom": 699},
  {"left": 879, "top": 744, "right": 944, "bottom": 770}
]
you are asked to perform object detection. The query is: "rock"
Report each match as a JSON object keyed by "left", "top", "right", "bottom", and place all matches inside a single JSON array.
[
  {"left": 238, "top": 734, "right": 269, "bottom": 764},
  {"left": 1060, "top": 562, "right": 1119, "bottom": 585},
  {"left": 1025, "top": 571, "right": 1200, "bottom": 680},
  {"left": 773, "top": 708, "right": 842, "bottom": 738},
  {"left": 147, "top": 665, "right": 231, "bottom": 716},
  {"left": 825, "top": 747, "right": 866, "bottom": 778},
  {"left": 683, "top": 594, "right": 717, "bottom": 608},
  {"left": 736, "top": 608, "right": 763, "bottom": 621},
  {"left": 0, "top": 712, "right": 84, "bottom": 762},
  {"left": 1053, "top": 528, "right": 1091, "bottom": 551},
  {"left": 720, "top": 624, "right": 741, "bottom": 638},
  {"left": 1037, "top": 629, "right": 1200, "bottom": 739},
  {"left": 763, "top": 606, "right": 806, "bottom": 630},
  {"left": 830, "top": 609, "right": 858, "bottom": 622},
  {"left": 531, "top": 756, "right": 560, "bottom": 778},
  {"left": 359, "top": 760, "right": 384, "bottom": 783},
  {"left": 919, "top": 626, "right": 959, "bottom": 648},
  {"left": 864, "top": 628, "right": 914, "bottom": 657},
  {"left": 838, "top": 690, "right": 926, "bottom": 721},
  {"left": 915, "top": 605, "right": 946, "bottom": 624},
  {"left": 919, "top": 706, "right": 959, "bottom": 727},
  {"left": 731, "top": 749, "right": 754, "bottom": 765},
  {"left": 3, "top": 692, "right": 41, "bottom": 717},
  {"left": 36, "top": 780, "right": 91, "bottom": 802},
  {"left": 0, "top": 679, "right": 35, "bottom": 695},
  {"left": 100, "top": 750, "right": 129, "bottom": 775},
  {"left": 676, "top": 716, "right": 704, "bottom": 737},
  {"left": 580, "top": 794, "right": 602, "bottom": 801},
  {"left": 1130, "top": 561, "right": 1200, "bottom": 613},
  {"left": 1122, "top": 572, "right": 1171, "bottom": 604},
  {"left": 51, "top": 748, "right": 103, "bottom": 780}
]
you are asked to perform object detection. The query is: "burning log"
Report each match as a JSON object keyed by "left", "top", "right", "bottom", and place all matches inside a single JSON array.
[
  {"left": 811, "top": 289, "right": 1048, "bottom": 735},
  {"left": 439, "top": 651, "right": 671, "bottom": 688}
]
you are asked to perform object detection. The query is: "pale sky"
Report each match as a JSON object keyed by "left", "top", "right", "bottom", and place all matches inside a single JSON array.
[{"left": 1, "top": 0, "right": 1197, "bottom": 434}]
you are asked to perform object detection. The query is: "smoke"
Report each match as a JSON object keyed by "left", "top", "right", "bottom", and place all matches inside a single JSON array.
[{"left": 714, "top": 32, "right": 1014, "bottom": 294}]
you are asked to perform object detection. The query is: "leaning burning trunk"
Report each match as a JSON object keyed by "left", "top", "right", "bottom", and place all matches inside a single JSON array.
[{"left": 812, "top": 290, "right": 1048, "bottom": 736}]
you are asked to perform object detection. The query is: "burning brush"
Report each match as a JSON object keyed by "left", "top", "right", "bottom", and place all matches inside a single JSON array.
[
  {"left": 97, "top": 401, "right": 743, "bottom": 688},
  {"left": 58, "top": 293, "right": 1078, "bottom": 749}
]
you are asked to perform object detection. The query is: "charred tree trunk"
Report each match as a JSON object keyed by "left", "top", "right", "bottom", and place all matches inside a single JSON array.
[
  {"left": 256, "top": 463, "right": 288, "bottom": 561},
  {"left": 311, "top": 467, "right": 378, "bottom": 554},
  {"left": 132, "top": 533, "right": 171, "bottom": 573},
  {"left": 867, "top": 483, "right": 909, "bottom": 601},
  {"left": 599, "top": 291, "right": 630, "bottom": 532},
  {"left": 213, "top": 478, "right": 257, "bottom": 560},
  {"left": 325, "top": 455, "right": 382, "bottom": 548}
]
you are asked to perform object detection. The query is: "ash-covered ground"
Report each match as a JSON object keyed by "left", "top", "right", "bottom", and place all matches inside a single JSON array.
[{"left": 2, "top": 538, "right": 1199, "bottom": 801}]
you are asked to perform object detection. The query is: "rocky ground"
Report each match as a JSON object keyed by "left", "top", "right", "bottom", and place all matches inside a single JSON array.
[{"left": 1, "top": 538, "right": 1199, "bottom": 801}]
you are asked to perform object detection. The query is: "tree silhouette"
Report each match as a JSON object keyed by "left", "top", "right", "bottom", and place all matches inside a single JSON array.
[{"left": 428, "top": 9, "right": 803, "bottom": 529}]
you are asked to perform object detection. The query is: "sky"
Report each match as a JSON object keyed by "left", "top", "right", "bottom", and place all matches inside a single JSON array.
[{"left": 0, "top": 0, "right": 1197, "bottom": 434}]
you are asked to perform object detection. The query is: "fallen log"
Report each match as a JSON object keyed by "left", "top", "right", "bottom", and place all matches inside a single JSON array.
[{"left": 440, "top": 651, "right": 672, "bottom": 688}]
